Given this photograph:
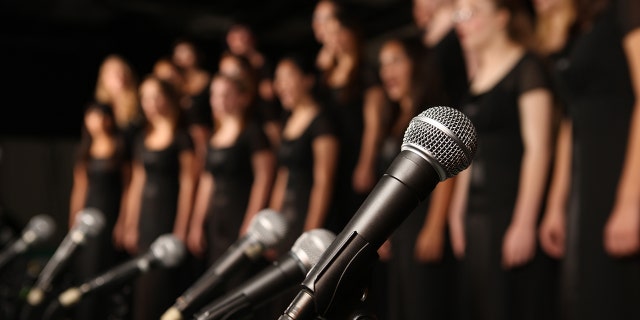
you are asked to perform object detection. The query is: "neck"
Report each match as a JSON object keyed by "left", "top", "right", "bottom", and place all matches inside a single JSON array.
[
  {"left": 477, "top": 35, "right": 520, "bottom": 68},
  {"left": 536, "top": 5, "right": 576, "bottom": 54}
]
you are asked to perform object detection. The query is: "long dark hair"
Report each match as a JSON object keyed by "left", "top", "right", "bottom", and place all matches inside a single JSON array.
[
  {"left": 574, "top": 0, "right": 610, "bottom": 31},
  {"left": 76, "top": 101, "right": 125, "bottom": 164}
]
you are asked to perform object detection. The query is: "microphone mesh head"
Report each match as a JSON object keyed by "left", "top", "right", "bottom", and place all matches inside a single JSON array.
[
  {"left": 291, "top": 229, "right": 336, "bottom": 271},
  {"left": 402, "top": 106, "right": 477, "bottom": 179},
  {"left": 150, "top": 234, "right": 186, "bottom": 268},
  {"left": 75, "top": 208, "right": 105, "bottom": 237},
  {"left": 24, "top": 214, "right": 55, "bottom": 243},
  {"left": 248, "top": 209, "right": 288, "bottom": 248}
]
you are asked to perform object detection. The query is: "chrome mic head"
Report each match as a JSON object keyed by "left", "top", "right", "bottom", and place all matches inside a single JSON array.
[
  {"left": 150, "top": 234, "right": 186, "bottom": 268},
  {"left": 402, "top": 106, "right": 478, "bottom": 180},
  {"left": 291, "top": 229, "right": 336, "bottom": 272},
  {"left": 248, "top": 209, "right": 289, "bottom": 249},
  {"left": 74, "top": 208, "right": 106, "bottom": 237},
  {"left": 22, "top": 214, "right": 56, "bottom": 245}
]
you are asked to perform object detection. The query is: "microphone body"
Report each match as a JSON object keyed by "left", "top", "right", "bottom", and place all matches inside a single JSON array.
[
  {"left": 280, "top": 106, "right": 478, "bottom": 319},
  {"left": 195, "top": 229, "right": 336, "bottom": 320},
  {"left": 0, "top": 214, "right": 55, "bottom": 270},
  {"left": 57, "top": 233, "right": 185, "bottom": 308},
  {"left": 162, "top": 209, "right": 288, "bottom": 320},
  {"left": 26, "top": 208, "right": 105, "bottom": 306}
]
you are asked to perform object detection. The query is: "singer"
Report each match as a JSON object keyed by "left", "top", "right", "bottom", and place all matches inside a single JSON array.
[
  {"left": 122, "top": 75, "right": 197, "bottom": 320},
  {"left": 187, "top": 72, "right": 276, "bottom": 293},
  {"left": 68, "top": 101, "right": 132, "bottom": 320}
]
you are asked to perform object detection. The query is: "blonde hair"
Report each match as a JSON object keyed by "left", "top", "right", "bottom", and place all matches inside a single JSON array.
[{"left": 94, "top": 54, "right": 140, "bottom": 129}]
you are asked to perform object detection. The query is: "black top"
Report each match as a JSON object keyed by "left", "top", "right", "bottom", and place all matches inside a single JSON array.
[
  {"left": 427, "top": 29, "right": 469, "bottom": 107},
  {"left": 203, "top": 121, "right": 271, "bottom": 265},
  {"left": 276, "top": 111, "right": 337, "bottom": 254},
  {"left": 550, "top": 1, "right": 640, "bottom": 319}
]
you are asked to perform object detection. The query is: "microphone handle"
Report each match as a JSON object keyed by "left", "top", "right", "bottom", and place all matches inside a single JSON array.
[
  {"left": 175, "top": 238, "right": 253, "bottom": 314},
  {"left": 0, "top": 238, "right": 26, "bottom": 270},
  {"left": 32, "top": 234, "right": 80, "bottom": 293},
  {"left": 196, "top": 254, "right": 304, "bottom": 320},
  {"left": 81, "top": 253, "right": 153, "bottom": 294}
]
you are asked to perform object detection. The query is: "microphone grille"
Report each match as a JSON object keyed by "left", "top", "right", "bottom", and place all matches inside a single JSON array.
[
  {"left": 74, "top": 208, "right": 105, "bottom": 237},
  {"left": 402, "top": 106, "right": 477, "bottom": 179},
  {"left": 150, "top": 234, "right": 186, "bottom": 268},
  {"left": 248, "top": 209, "right": 288, "bottom": 248},
  {"left": 291, "top": 229, "right": 336, "bottom": 270},
  {"left": 25, "top": 214, "right": 56, "bottom": 243}
]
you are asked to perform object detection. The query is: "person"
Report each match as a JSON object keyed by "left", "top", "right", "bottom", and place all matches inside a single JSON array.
[
  {"left": 225, "top": 24, "right": 282, "bottom": 149},
  {"left": 186, "top": 73, "right": 275, "bottom": 291},
  {"left": 412, "top": 0, "right": 471, "bottom": 106},
  {"left": 315, "top": 10, "right": 387, "bottom": 234},
  {"left": 153, "top": 55, "right": 210, "bottom": 182},
  {"left": 122, "top": 75, "right": 196, "bottom": 320},
  {"left": 267, "top": 53, "right": 339, "bottom": 317},
  {"left": 376, "top": 35, "right": 457, "bottom": 320},
  {"left": 218, "top": 51, "right": 283, "bottom": 149},
  {"left": 537, "top": 0, "right": 640, "bottom": 319},
  {"left": 68, "top": 102, "right": 131, "bottom": 320},
  {"left": 170, "top": 40, "right": 214, "bottom": 180},
  {"left": 93, "top": 54, "right": 144, "bottom": 146},
  {"left": 448, "top": 0, "right": 557, "bottom": 319}
]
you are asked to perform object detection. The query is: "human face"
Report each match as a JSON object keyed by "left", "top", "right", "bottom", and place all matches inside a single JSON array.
[
  {"left": 273, "top": 60, "right": 309, "bottom": 110},
  {"left": 453, "top": 0, "right": 504, "bottom": 51},
  {"left": 153, "top": 61, "right": 183, "bottom": 90},
  {"left": 85, "top": 108, "right": 108, "bottom": 136},
  {"left": 101, "top": 58, "right": 129, "bottom": 94},
  {"left": 210, "top": 77, "right": 244, "bottom": 116},
  {"left": 312, "top": 0, "right": 337, "bottom": 43},
  {"left": 532, "top": 0, "right": 566, "bottom": 16},
  {"left": 172, "top": 42, "right": 197, "bottom": 69},
  {"left": 378, "top": 41, "right": 413, "bottom": 102},
  {"left": 226, "top": 26, "right": 253, "bottom": 55},
  {"left": 139, "top": 79, "right": 170, "bottom": 121}
]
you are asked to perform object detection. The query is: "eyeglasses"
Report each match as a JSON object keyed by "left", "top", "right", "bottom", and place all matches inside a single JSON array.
[{"left": 452, "top": 4, "right": 494, "bottom": 23}]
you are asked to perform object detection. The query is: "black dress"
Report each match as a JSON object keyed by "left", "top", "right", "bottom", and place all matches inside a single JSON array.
[
  {"left": 131, "top": 130, "right": 194, "bottom": 320},
  {"left": 427, "top": 29, "right": 469, "bottom": 108},
  {"left": 202, "top": 121, "right": 272, "bottom": 298},
  {"left": 459, "top": 52, "right": 557, "bottom": 320},
  {"left": 276, "top": 111, "right": 337, "bottom": 254},
  {"left": 73, "top": 152, "right": 129, "bottom": 320},
  {"left": 551, "top": 1, "right": 640, "bottom": 319}
]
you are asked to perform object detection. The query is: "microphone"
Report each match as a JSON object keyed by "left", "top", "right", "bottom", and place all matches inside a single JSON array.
[
  {"left": 161, "top": 208, "right": 289, "bottom": 320},
  {"left": 0, "top": 214, "right": 56, "bottom": 270},
  {"left": 194, "top": 228, "right": 336, "bottom": 320},
  {"left": 279, "top": 106, "right": 478, "bottom": 319},
  {"left": 26, "top": 208, "right": 105, "bottom": 306},
  {"left": 57, "top": 233, "right": 186, "bottom": 308}
]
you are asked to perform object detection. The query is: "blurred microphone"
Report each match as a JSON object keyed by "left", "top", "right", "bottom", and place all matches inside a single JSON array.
[
  {"left": 0, "top": 214, "right": 55, "bottom": 270},
  {"left": 161, "top": 208, "right": 288, "bottom": 320},
  {"left": 280, "top": 106, "right": 478, "bottom": 319},
  {"left": 194, "top": 229, "right": 336, "bottom": 320},
  {"left": 26, "top": 208, "right": 105, "bottom": 306},
  {"left": 57, "top": 233, "right": 186, "bottom": 308}
]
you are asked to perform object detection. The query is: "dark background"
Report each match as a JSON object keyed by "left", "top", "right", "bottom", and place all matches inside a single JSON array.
[{"left": 1, "top": 0, "right": 415, "bottom": 137}]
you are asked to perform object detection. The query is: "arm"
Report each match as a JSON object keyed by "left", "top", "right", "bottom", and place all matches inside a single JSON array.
[
  {"left": 604, "top": 28, "right": 640, "bottom": 257},
  {"left": 539, "top": 118, "right": 572, "bottom": 258},
  {"left": 415, "top": 178, "right": 455, "bottom": 263},
  {"left": 123, "top": 160, "right": 145, "bottom": 254},
  {"left": 304, "top": 136, "right": 339, "bottom": 231},
  {"left": 448, "top": 167, "right": 471, "bottom": 259},
  {"left": 187, "top": 172, "right": 214, "bottom": 257},
  {"left": 240, "top": 150, "right": 276, "bottom": 236},
  {"left": 69, "top": 162, "right": 88, "bottom": 229},
  {"left": 353, "top": 85, "right": 385, "bottom": 193},
  {"left": 502, "top": 88, "right": 554, "bottom": 268},
  {"left": 173, "top": 150, "right": 196, "bottom": 242},
  {"left": 189, "top": 125, "right": 211, "bottom": 181},
  {"left": 269, "top": 168, "right": 288, "bottom": 212},
  {"left": 113, "top": 161, "right": 132, "bottom": 249}
]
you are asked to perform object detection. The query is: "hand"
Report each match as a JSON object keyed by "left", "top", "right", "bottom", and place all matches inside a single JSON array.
[
  {"left": 538, "top": 208, "right": 565, "bottom": 259},
  {"left": 377, "top": 239, "right": 392, "bottom": 262},
  {"left": 604, "top": 199, "right": 640, "bottom": 257},
  {"left": 112, "top": 220, "right": 124, "bottom": 250},
  {"left": 123, "top": 227, "right": 139, "bottom": 256},
  {"left": 414, "top": 226, "right": 444, "bottom": 263},
  {"left": 449, "top": 214, "right": 466, "bottom": 259},
  {"left": 352, "top": 164, "right": 376, "bottom": 194},
  {"left": 187, "top": 227, "right": 206, "bottom": 258},
  {"left": 502, "top": 221, "right": 537, "bottom": 269}
]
